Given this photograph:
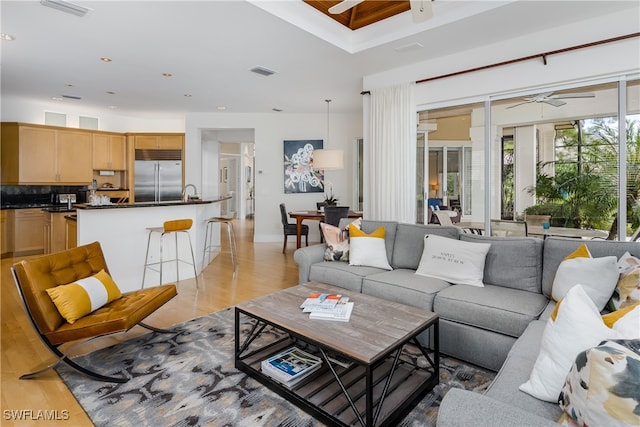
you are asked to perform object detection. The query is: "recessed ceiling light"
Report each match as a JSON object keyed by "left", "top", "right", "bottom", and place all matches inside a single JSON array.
[
  {"left": 162, "top": 72, "right": 173, "bottom": 77},
  {"left": 1, "top": 33, "right": 15, "bottom": 41},
  {"left": 40, "top": 0, "right": 91, "bottom": 17},
  {"left": 100, "top": 57, "right": 112, "bottom": 62},
  {"left": 217, "top": 106, "right": 226, "bottom": 111},
  {"left": 184, "top": 94, "right": 192, "bottom": 97},
  {"left": 106, "top": 91, "right": 116, "bottom": 95},
  {"left": 51, "top": 97, "right": 63, "bottom": 101},
  {"left": 250, "top": 66, "right": 277, "bottom": 77}
]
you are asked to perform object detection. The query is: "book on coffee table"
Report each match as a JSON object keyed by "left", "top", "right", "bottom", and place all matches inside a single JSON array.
[
  {"left": 261, "top": 347, "right": 322, "bottom": 386},
  {"left": 308, "top": 301, "right": 354, "bottom": 322}
]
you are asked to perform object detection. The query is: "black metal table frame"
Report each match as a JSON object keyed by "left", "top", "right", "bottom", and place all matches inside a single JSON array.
[{"left": 234, "top": 307, "right": 439, "bottom": 427}]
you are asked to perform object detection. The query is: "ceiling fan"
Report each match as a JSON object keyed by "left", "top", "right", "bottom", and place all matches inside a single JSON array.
[
  {"left": 329, "top": 0, "right": 434, "bottom": 23},
  {"left": 507, "top": 91, "right": 596, "bottom": 109}
]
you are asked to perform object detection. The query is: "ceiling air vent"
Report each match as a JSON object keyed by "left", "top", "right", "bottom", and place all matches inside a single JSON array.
[
  {"left": 41, "top": 0, "right": 91, "bottom": 17},
  {"left": 250, "top": 66, "right": 277, "bottom": 77}
]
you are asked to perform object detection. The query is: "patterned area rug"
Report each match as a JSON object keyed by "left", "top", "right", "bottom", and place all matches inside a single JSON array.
[{"left": 57, "top": 308, "right": 495, "bottom": 426}]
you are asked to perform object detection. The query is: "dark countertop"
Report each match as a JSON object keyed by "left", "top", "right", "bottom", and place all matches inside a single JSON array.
[
  {"left": 75, "top": 196, "right": 231, "bottom": 210},
  {"left": 42, "top": 206, "right": 76, "bottom": 213},
  {"left": 1, "top": 203, "right": 71, "bottom": 210}
]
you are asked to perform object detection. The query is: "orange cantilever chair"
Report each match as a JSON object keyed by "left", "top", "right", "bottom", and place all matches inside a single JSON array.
[{"left": 11, "top": 241, "right": 177, "bottom": 383}]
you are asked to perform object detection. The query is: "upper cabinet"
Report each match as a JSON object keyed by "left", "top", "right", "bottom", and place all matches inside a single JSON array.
[
  {"left": 92, "top": 133, "right": 126, "bottom": 170},
  {"left": 1, "top": 123, "right": 92, "bottom": 185},
  {"left": 130, "top": 134, "right": 184, "bottom": 150}
]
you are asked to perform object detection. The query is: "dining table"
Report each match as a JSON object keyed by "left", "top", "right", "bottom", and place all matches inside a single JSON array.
[
  {"left": 456, "top": 221, "right": 609, "bottom": 239},
  {"left": 288, "top": 209, "right": 363, "bottom": 248}
]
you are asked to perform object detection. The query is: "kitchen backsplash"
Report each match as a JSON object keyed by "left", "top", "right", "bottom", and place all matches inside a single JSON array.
[{"left": 1, "top": 185, "right": 89, "bottom": 207}]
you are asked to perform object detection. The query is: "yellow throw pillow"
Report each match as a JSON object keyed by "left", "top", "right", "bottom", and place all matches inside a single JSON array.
[
  {"left": 551, "top": 243, "right": 619, "bottom": 310},
  {"left": 46, "top": 269, "right": 122, "bottom": 324},
  {"left": 348, "top": 224, "right": 392, "bottom": 270}
]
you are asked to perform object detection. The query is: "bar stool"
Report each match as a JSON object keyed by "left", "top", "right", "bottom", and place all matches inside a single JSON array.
[
  {"left": 202, "top": 213, "right": 238, "bottom": 275},
  {"left": 142, "top": 219, "right": 198, "bottom": 289}
]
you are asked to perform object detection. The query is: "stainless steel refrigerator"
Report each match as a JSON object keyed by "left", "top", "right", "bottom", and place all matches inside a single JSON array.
[{"left": 134, "top": 150, "right": 183, "bottom": 202}]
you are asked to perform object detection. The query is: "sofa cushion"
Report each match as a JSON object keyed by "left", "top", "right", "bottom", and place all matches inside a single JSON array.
[
  {"left": 541, "top": 237, "right": 640, "bottom": 298},
  {"left": 391, "top": 223, "right": 461, "bottom": 270},
  {"left": 434, "top": 284, "right": 549, "bottom": 338},
  {"left": 362, "top": 269, "right": 450, "bottom": 312},
  {"left": 484, "top": 320, "right": 564, "bottom": 421},
  {"left": 460, "top": 234, "right": 543, "bottom": 293},
  {"left": 309, "top": 262, "right": 386, "bottom": 293}
]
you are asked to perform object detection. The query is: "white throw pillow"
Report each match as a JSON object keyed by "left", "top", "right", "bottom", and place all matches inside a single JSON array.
[
  {"left": 552, "top": 250, "right": 619, "bottom": 311},
  {"left": 519, "top": 285, "right": 639, "bottom": 402},
  {"left": 415, "top": 234, "right": 490, "bottom": 287},
  {"left": 348, "top": 224, "right": 392, "bottom": 270}
]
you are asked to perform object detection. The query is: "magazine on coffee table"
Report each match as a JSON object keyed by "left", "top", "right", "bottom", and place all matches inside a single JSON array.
[
  {"left": 261, "top": 347, "right": 322, "bottom": 386},
  {"left": 300, "top": 292, "right": 342, "bottom": 312}
]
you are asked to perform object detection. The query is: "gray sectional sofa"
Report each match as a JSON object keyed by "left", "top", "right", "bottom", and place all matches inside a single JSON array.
[{"left": 293, "top": 220, "right": 639, "bottom": 426}]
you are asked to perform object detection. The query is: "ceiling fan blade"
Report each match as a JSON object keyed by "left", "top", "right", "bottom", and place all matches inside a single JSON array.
[
  {"left": 542, "top": 98, "right": 567, "bottom": 107},
  {"left": 328, "top": 0, "right": 364, "bottom": 14},
  {"left": 410, "top": 0, "right": 433, "bottom": 23},
  {"left": 550, "top": 92, "right": 596, "bottom": 99}
]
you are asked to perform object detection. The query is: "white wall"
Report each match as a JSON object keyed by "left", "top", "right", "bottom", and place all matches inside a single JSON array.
[
  {"left": 185, "top": 112, "right": 362, "bottom": 243},
  {"left": 364, "top": 8, "right": 640, "bottom": 104},
  {"left": 0, "top": 95, "right": 185, "bottom": 132}
]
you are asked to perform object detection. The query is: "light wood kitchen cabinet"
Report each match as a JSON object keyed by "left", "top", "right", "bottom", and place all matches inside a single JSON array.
[
  {"left": 66, "top": 216, "right": 77, "bottom": 249},
  {"left": 14, "top": 208, "right": 44, "bottom": 256},
  {"left": 44, "top": 211, "right": 67, "bottom": 254},
  {"left": 1, "top": 210, "right": 14, "bottom": 257},
  {"left": 1, "top": 123, "right": 92, "bottom": 185},
  {"left": 131, "top": 133, "right": 184, "bottom": 150},
  {"left": 57, "top": 130, "right": 92, "bottom": 183},
  {"left": 93, "top": 133, "right": 126, "bottom": 170}
]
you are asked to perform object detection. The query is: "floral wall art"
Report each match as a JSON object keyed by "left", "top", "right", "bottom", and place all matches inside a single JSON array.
[{"left": 283, "top": 140, "right": 324, "bottom": 194}]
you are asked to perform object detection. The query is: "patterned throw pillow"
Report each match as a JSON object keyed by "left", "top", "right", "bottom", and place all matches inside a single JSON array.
[
  {"left": 607, "top": 251, "right": 640, "bottom": 311},
  {"left": 551, "top": 243, "right": 619, "bottom": 311},
  {"left": 46, "top": 269, "right": 122, "bottom": 324},
  {"left": 321, "top": 222, "right": 350, "bottom": 261},
  {"left": 559, "top": 339, "right": 640, "bottom": 427}
]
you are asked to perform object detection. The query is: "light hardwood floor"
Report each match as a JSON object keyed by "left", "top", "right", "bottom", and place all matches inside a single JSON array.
[{"left": 1, "top": 218, "right": 302, "bottom": 427}]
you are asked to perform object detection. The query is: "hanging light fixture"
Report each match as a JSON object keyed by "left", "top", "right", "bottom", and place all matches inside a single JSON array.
[{"left": 313, "top": 99, "right": 344, "bottom": 171}]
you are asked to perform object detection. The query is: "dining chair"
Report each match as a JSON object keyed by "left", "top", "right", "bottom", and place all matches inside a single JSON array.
[
  {"left": 280, "top": 203, "right": 309, "bottom": 253},
  {"left": 490, "top": 219, "right": 528, "bottom": 237},
  {"left": 433, "top": 210, "right": 454, "bottom": 226},
  {"left": 323, "top": 206, "right": 350, "bottom": 227}
]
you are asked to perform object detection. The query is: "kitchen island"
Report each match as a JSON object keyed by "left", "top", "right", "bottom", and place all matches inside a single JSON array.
[{"left": 75, "top": 197, "right": 230, "bottom": 292}]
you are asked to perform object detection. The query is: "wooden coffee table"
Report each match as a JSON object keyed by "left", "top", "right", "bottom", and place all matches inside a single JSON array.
[{"left": 234, "top": 281, "right": 439, "bottom": 427}]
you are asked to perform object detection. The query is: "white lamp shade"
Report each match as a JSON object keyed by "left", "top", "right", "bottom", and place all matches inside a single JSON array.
[{"left": 313, "top": 149, "right": 344, "bottom": 170}]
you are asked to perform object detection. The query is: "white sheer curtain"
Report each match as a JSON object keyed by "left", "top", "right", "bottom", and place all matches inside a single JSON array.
[{"left": 364, "top": 83, "right": 416, "bottom": 222}]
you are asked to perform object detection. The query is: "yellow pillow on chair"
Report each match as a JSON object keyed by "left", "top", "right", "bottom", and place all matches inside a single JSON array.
[{"left": 46, "top": 269, "right": 122, "bottom": 324}]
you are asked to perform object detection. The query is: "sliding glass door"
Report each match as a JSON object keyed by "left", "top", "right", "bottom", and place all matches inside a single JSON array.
[{"left": 417, "top": 76, "right": 639, "bottom": 239}]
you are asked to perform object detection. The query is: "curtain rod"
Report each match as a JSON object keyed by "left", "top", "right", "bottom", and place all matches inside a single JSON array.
[{"left": 361, "top": 32, "right": 639, "bottom": 95}]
